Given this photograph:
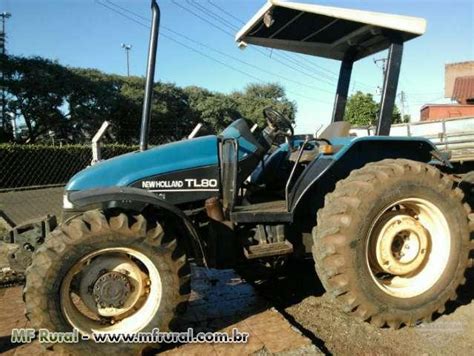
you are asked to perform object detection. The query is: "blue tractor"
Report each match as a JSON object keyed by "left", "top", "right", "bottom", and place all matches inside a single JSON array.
[{"left": 23, "top": 0, "right": 472, "bottom": 353}]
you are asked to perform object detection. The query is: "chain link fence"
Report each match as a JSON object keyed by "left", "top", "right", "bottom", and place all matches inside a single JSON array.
[
  {"left": 0, "top": 143, "right": 136, "bottom": 229},
  {"left": 0, "top": 119, "right": 216, "bottom": 232}
]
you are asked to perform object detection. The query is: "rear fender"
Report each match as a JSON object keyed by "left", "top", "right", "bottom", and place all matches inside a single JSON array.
[
  {"left": 67, "top": 187, "right": 207, "bottom": 266},
  {"left": 289, "top": 137, "right": 442, "bottom": 230}
]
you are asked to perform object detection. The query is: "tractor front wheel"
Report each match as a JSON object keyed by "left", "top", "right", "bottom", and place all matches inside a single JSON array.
[
  {"left": 23, "top": 210, "right": 190, "bottom": 353},
  {"left": 313, "top": 159, "right": 473, "bottom": 328}
]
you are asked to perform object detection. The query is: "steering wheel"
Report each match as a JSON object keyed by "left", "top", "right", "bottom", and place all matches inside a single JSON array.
[{"left": 263, "top": 107, "right": 294, "bottom": 137}]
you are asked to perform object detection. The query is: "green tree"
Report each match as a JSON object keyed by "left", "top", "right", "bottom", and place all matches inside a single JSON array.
[
  {"left": 391, "top": 105, "right": 402, "bottom": 124},
  {"left": 232, "top": 83, "right": 296, "bottom": 128},
  {"left": 1, "top": 55, "right": 72, "bottom": 142},
  {"left": 344, "top": 91, "right": 379, "bottom": 126},
  {"left": 67, "top": 68, "right": 123, "bottom": 142},
  {"left": 183, "top": 86, "right": 240, "bottom": 134},
  {"left": 0, "top": 55, "right": 124, "bottom": 143},
  {"left": 150, "top": 82, "right": 193, "bottom": 143},
  {"left": 1, "top": 55, "right": 297, "bottom": 144},
  {"left": 401, "top": 114, "right": 411, "bottom": 124},
  {"left": 345, "top": 91, "right": 403, "bottom": 126}
]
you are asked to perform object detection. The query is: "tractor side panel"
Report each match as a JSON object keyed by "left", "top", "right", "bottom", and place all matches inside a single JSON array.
[
  {"left": 290, "top": 138, "right": 437, "bottom": 233},
  {"left": 131, "top": 165, "right": 220, "bottom": 205}
]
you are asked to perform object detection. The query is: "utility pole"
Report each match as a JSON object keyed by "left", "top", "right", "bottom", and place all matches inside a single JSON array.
[
  {"left": 8, "top": 112, "right": 16, "bottom": 140},
  {"left": 0, "top": 12, "right": 12, "bottom": 135},
  {"left": 121, "top": 43, "right": 132, "bottom": 76},
  {"left": 373, "top": 57, "right": 387, "bottom": 96},
  {"left": 399, "top": 90, "right": 408, "bottom": 122},
  {"left": 0, "top": 12, "right": 11, "bottom": 55}
]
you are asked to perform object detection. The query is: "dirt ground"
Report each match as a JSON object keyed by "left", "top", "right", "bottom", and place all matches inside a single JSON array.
[
  {"left": 248, "top": 258, "right": 474, "bottom": 355},
  {"left": 0, "top": 258, "right": 473, "bottom": 355},
  {"left": 0, "top": 267, "right": 315, "bottom": 356}
]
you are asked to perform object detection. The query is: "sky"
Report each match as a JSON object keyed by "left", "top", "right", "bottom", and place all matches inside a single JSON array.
[{"left": 2, "top": 0, "right": 473, "bottom": 134}]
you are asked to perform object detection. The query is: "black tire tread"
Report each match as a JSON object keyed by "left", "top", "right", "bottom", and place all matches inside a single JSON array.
[
  {"left": 312, "top": 159, "right": 473, "bottom": 328},
  {"left": 23, "top": 209, "right": 190, "bottom": 354}
]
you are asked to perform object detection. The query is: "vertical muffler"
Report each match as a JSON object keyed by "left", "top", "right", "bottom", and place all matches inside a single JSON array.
[{"left": 139, "top": 0, "right": 160, "bottom": 151}]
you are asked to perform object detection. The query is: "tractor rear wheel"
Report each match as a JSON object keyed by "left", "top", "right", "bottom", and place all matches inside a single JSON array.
[
  {"left": 459, "top": 171, "right": 474, "bottom": 208},
  {"left": 313, "top": 159, "right": 473, "bottom": 328},
  {"left": 23, "top": 209, "right": 190, "bottom": 354}
]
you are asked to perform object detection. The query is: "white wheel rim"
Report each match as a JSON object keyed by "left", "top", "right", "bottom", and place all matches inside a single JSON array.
[
  {"left": 60, "top": 247, "right": 162, "bottom": 335},
  {"left": 366, "top": 198, "right": 450, "bottom": 298}
]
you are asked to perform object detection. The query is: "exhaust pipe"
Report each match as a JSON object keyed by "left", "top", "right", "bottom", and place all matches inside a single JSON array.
[{"left": 140, "top": 0, "right": 160, "bottom": 151}]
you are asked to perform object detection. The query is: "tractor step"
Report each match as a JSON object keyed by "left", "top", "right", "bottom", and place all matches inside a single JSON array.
[
  {"left": 244, "top": 241, "right": 293, "bottom": 259},
  {"left": 231, "top": 200, "right": 292, "bottom": 223}
]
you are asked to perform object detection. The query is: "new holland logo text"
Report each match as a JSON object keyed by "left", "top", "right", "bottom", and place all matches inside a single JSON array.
[{"left": 142, "top": 179, "right": 218, "bottom": 192}]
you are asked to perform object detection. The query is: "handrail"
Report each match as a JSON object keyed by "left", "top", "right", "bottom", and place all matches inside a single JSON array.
[
  {"left": 423, "top": 131, "right": 474, "bottom": 139},
  {"left": 188, "top": 123, "right": 203, "bottom": 139},
  {"left": 91, "top": 121, "right": 110, "bottom": 165},
  {"left": 285, "top": 138, "right": 310, "bottom": 211},
  {"left": 435, "top": 139, "right": 474, "bottom": 146}
]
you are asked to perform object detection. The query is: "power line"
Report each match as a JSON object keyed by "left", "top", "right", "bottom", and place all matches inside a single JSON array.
[
  {"left": 163, "top": 26, "right": 334, "bottom": 94},
  {"left": 96, "top": 0, "right": 330, "bottom": 103},
  {"left": 203, "top": 1, "right": 376, "bottom": 90},
  {"left": 291, "top": 54, "right": 375, "bottom": 92},
  {"left": 253, "top": 47, "right": 336, "bottom": 87},
  {"left": 102, "top": 0, "right": 332, "bottom": 95},
  {"left": 98, "top": 2, "right": 258, "bottom": 79},
  {"left": 207, "top": 0, "right": 245, "bottom": 26},
  {"left": 300, "top": 57, "right": 375, "bottom": 93},
  {"left": 186, "top": 0, "right": 237, "bottom": 32},
  {"left": 198, "top": 1, "right": 376, "bottom": 91},
  {"left": 170, "top": 0, "right": 337, "bottom": 90},
  {"left": 295, "top": 54, "right": 338, "bottom": 77},
  {"left": 276, "top": 51, "right": 336, "bottom": 84},
  {"left": 404, "top": 91, "right": 444, "bottom": 96},
  {"left": 186, "top": 0, "right": 332, "bottom": 86},
  {"left": 409, "top": 96, "right": 445, "bottom": 104},
  {"left": 171, "top": 0, "right": 235, "bottom": 37}
]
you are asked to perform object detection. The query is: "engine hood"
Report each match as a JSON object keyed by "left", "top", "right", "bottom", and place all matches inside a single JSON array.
[{"left": 66, "top": 135, "right": 219, "bottom": 191}]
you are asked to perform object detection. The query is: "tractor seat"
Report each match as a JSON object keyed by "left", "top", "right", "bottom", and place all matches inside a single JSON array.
[{"left": 318, "top": 121, "right": 351, "bottom": 140}]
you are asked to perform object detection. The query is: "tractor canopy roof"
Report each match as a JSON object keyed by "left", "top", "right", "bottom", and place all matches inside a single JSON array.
[{"left": 235, "top": 0, "right": 426, "bottom": 61}]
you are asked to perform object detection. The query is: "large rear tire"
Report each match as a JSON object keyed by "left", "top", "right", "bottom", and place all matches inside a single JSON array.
[
  {"left": 23, "top": 209, "right": 190, "bottom": 354},
  {"left": 312, "top": 159, "right": 473, "bottom": 328},
  {"left": 459, "top": 171, "right": 474, "bottom": 208}
]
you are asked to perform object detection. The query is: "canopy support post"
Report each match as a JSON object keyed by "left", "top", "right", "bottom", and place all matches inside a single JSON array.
[
  {"left": 331, "top": 53, "right": 354, "bottom": 122},
  {"left": 376, "top": 40, "right": 403, "bottom": 136}
]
